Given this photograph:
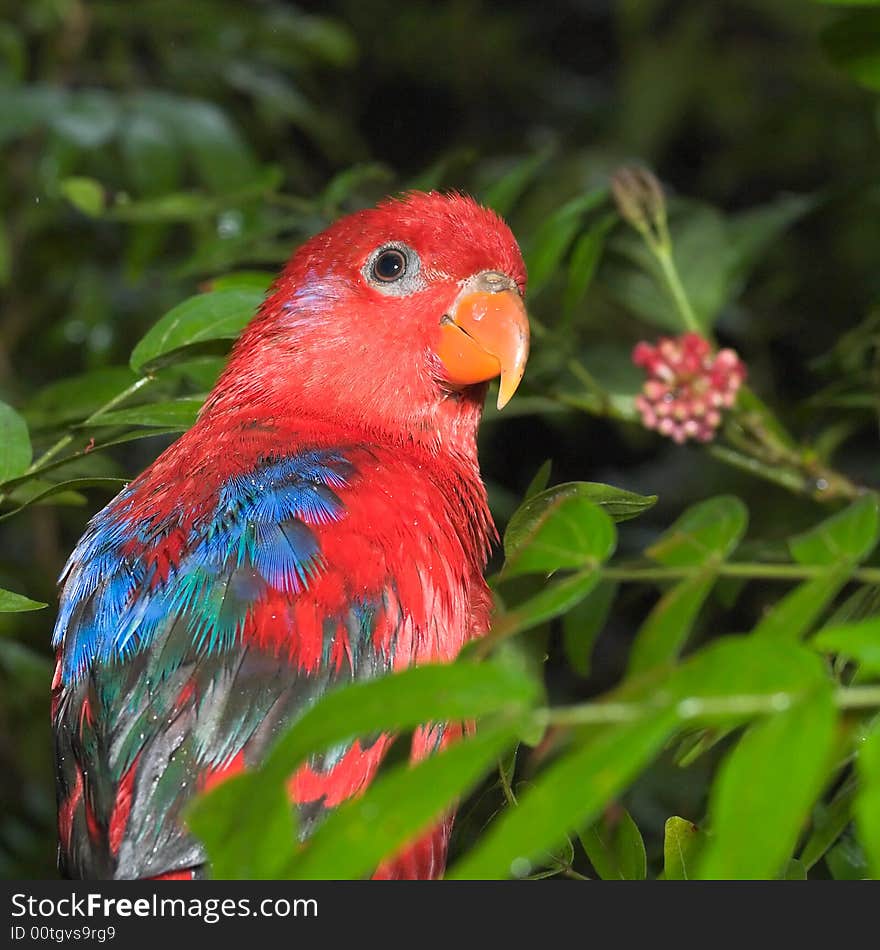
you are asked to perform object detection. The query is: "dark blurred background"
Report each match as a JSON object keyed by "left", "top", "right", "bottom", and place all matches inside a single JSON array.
[{"left": 1, "top": 0, "right": 878, "bottom": 877}]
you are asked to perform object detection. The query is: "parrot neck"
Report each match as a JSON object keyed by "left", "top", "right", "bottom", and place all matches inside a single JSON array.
[
  {"left": 202, "top": 352, "right": 488, "bottom": 465},
  {"left": 200, "top": 274, "right": 490, "bottom": 464}
]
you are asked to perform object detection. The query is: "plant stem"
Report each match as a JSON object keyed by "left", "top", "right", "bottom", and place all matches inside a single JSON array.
[
  {"left": 720, "top": 401, "right": 866, "bottom": 502},
  {"left": 553, "top": 388, "right": 635, "bottom": 423},
  {"left": 497, "top": 759, "right": 518, "bottom": 809},
  {"left": 0, "top": 376, "right": 157, "bottom": 508},
  {"left": 26, "top": 376, "right": 154, "bottom": 474},
  {"left": 836, "top": 685, "right": 880, "bottom": 710},
  {"left": 601, "top": 562, "right": 880, "bottom": 585},
  {"left": 707, "top": 444, "right": 820, "bottom": 499},
  {"left": 566, "top": 360, "right": 611, "bottom": 411},
  {"left": 540, "top": 684, "right": 880, "bottom": 729},
  {"left": 555, "top": 384, "right": 866, "bottom": 505},
  {"left": 653, "top": 244, "right": 702, "bottom": 334},
  {"left": 605, "top": 167, "right": 873, "bottom": 507}
]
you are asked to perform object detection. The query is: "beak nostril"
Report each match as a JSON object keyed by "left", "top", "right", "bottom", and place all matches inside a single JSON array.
[{"left": 478, "top": 270, "right": 514, "bottom": 294}]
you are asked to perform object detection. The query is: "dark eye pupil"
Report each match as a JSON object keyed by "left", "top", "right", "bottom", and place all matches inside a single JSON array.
[{"left": 373, "top": 250, "right": 406, "bottom": 282}]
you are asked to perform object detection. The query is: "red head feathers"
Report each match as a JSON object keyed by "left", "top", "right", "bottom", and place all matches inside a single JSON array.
[{"left": 203, "top": 191, "right": 530, "bottom": 455}]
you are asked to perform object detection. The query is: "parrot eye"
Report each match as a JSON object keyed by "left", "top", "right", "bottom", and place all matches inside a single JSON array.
[
  {"left": 372, "top": 249, "right": 407, "bottom": 282},
  {"left": 364, "top": 243, "right": 423, "bottom": 296}
]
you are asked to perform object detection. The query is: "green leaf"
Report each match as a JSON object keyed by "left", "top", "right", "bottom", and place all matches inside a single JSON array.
[
  {"left": 563, "top": 214, "right": 615, "bottom": 322},
  {"left": 825, "top": 582, "right": 880, "bottom": 629},
  {"left": 108, "top": 167, "right": 283, "bottom": 224},
  {"left": 130, "top": 289, "right": 263, "bottom": 373},
  {"left": 812, "top": 616, "right": 880, "bottom": 675},
  {"left": 481, "top": 150, "right": 552, "bottom": 217},
  {"left": 562, "top": 580, "right": 618, "bottom": 678},
  {"left": 654, "top": 640, "right": 830, "bottom": 817},
  {"left": 697, "top": 687, "right": 836, "bottom": 879},
  {"left": 735, "top": 386, "right": 799, "bottom": 451},
  {"left": 580, "top": 808, "right": 647, "bottom": 880},
  {"left": 188, "top": 661, "right": 540, "bottom": 877},
  {"left": 854, "top": 719, "right": 880, "bottom": 878},
  {"left": 405, "top": 147, "right": 477, "bottom": 193},
  {"left": 3, "top": 478, "right": 87, "bottom": 510},
  {"left": 447, "top": 711, "right": 677, "bottom": 879},
  {"left": 628, "top": 497, "right": 747, "bottom": 674},
  {"left": 724, "top": 195, "right": 816, "bottom": 296},
  {"left": 286, "top": 722, "right": 520, "bottom": 879},
  {"left": 50, "top": 88, "right": 118, "bottom": 147},
  {"left": 0, "top": 82, "right": 67, "bottom": 145},
  {"left": 565, "top": 482, "right": 658, "bottom": 523},
  {"left": 782, "top": 858, "right": 808, "bottom": 880},
  {"left": 663, "top": 816, "right": 705, "bottom": 880},
  {"left": 60, "top": 176, "right": 105, "bottom": 217},
  {"left": 628, "top": 573, "right": 716, "bottom": 676},
  {"left": 603, "top": 196, "right": 812, "bottom": 332},
  {"left": 602, "top": 205, "right": 724, "bottom": 332},
  {"left": 826, "top": 836, "right": 870, "bottom": 879},
  {"left": 800, "top": 780, "right": 857, "bottom": 870},
  {"left": 0, "top": 588, "right": 46, "bottom": 612},
  {"left": 449, "top": 639, "right": 833, "bottom": 880},
  {"left": 670, "top": 637, "right": 832, "bottom": 711},
  {"left": 503, "top": 492, "right": 617, "bottom": 579},
  {"left": 259, "top": 11, "right": 357, "bottom": 67},
  {"left": 789, "top": 494, "right": 879, "bottom": 565},
  {"left": 120, "top": 111, "right": 182, "bottom": 196},
  {"left": 2, "top": 427, "right": 184, "bottom": 491},
  {"left": 137, "top": 93, "right": 259, "bottom": 193},
  {"left": 753, "top": 571, "right": 850, "bottom": 641},
  {"left": 208, "top": 271, "right": 275, "bottom": 294},
  {"left": 493, "top": 567, "right": 602, "bottom": 641},
  {"left": 110, "top": 191, "right": 241, "bottom": 223},
  {"left": 504, "top": 482, "right": 653, "bottom": 574},
  {"left": 161, "top": 356, "right": 227, "bottom": 393},
  {"left": 187, "top": 771, "right": 297, "bottom": 879},
  {"left": 24, "top": 367, "right": 140, "bottom": 429},
  {"left": 0, "top": 639, "right": 51, "bottom": 679},
  {"left": 524, "top": 189, "right": 607, "bottom": 296},
  {"left": 0, "top": 400, "right": 31, "bottom": 482},
  {"left": 481, "top": 395, "right": 569, "bottom": 426},
  {"left": 0, "top": 477, "right": 127, "bottom": 523},
  {"left": 320, "top": 163, "right": 392, "bottom": 212},
  {"left": 573, "top": 344, "right": 643, "bottom": 409},
  {"left": 226, "top": 62, "right": 343, "bottom": 155},
  {"left": 590, "top": 637, "right": 830, "bottom": 735},
  {"left": 666, "top": 205, "right": 737, "bottom": 332},
  {"left": 647, "top": 496, "right": 748, "bottom": 567},
  {"left": 83, "top": 399, "right": 203, "bottom": 430},
  {"left": 523, "top": 460, "right": 552, "bottom": 501},
  {"left": 263, "top": 661, "right": 539, "bottom": 784},
  {"left": 823, "top": 10, "right": 880, "bottom": 92}
]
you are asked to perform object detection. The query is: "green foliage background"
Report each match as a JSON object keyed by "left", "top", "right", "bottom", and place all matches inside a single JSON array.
[{"left": 2, "top": 0, "right": 880, "bottom": 879}]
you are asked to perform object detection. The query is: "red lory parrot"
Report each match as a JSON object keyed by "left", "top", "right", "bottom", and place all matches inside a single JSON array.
[{"left": 51, "top": 191, "right": 529, "bottom": 880}]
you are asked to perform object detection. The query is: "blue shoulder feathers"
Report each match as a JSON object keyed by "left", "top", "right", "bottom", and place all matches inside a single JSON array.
[{"left": 53, "top": 450, "right": 353, "bottom": 684}]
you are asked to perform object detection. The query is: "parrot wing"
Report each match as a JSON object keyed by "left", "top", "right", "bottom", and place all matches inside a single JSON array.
[{"left": 52, "top": 441, "right": 477, "bottom": 879}]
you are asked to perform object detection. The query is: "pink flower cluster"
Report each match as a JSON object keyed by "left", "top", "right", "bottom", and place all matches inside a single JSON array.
[{"left": 633, "top": 332, "right": 746, "bottom": 444}]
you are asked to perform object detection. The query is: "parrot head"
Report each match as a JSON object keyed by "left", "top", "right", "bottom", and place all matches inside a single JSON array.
[{"left": 211, "top": 191, "right": 529, "bottom": 449}]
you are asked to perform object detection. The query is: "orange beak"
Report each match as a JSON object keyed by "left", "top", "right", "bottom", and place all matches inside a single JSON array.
[{"left": 436, "top": 272, "right": 530, "bottom": 410}]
